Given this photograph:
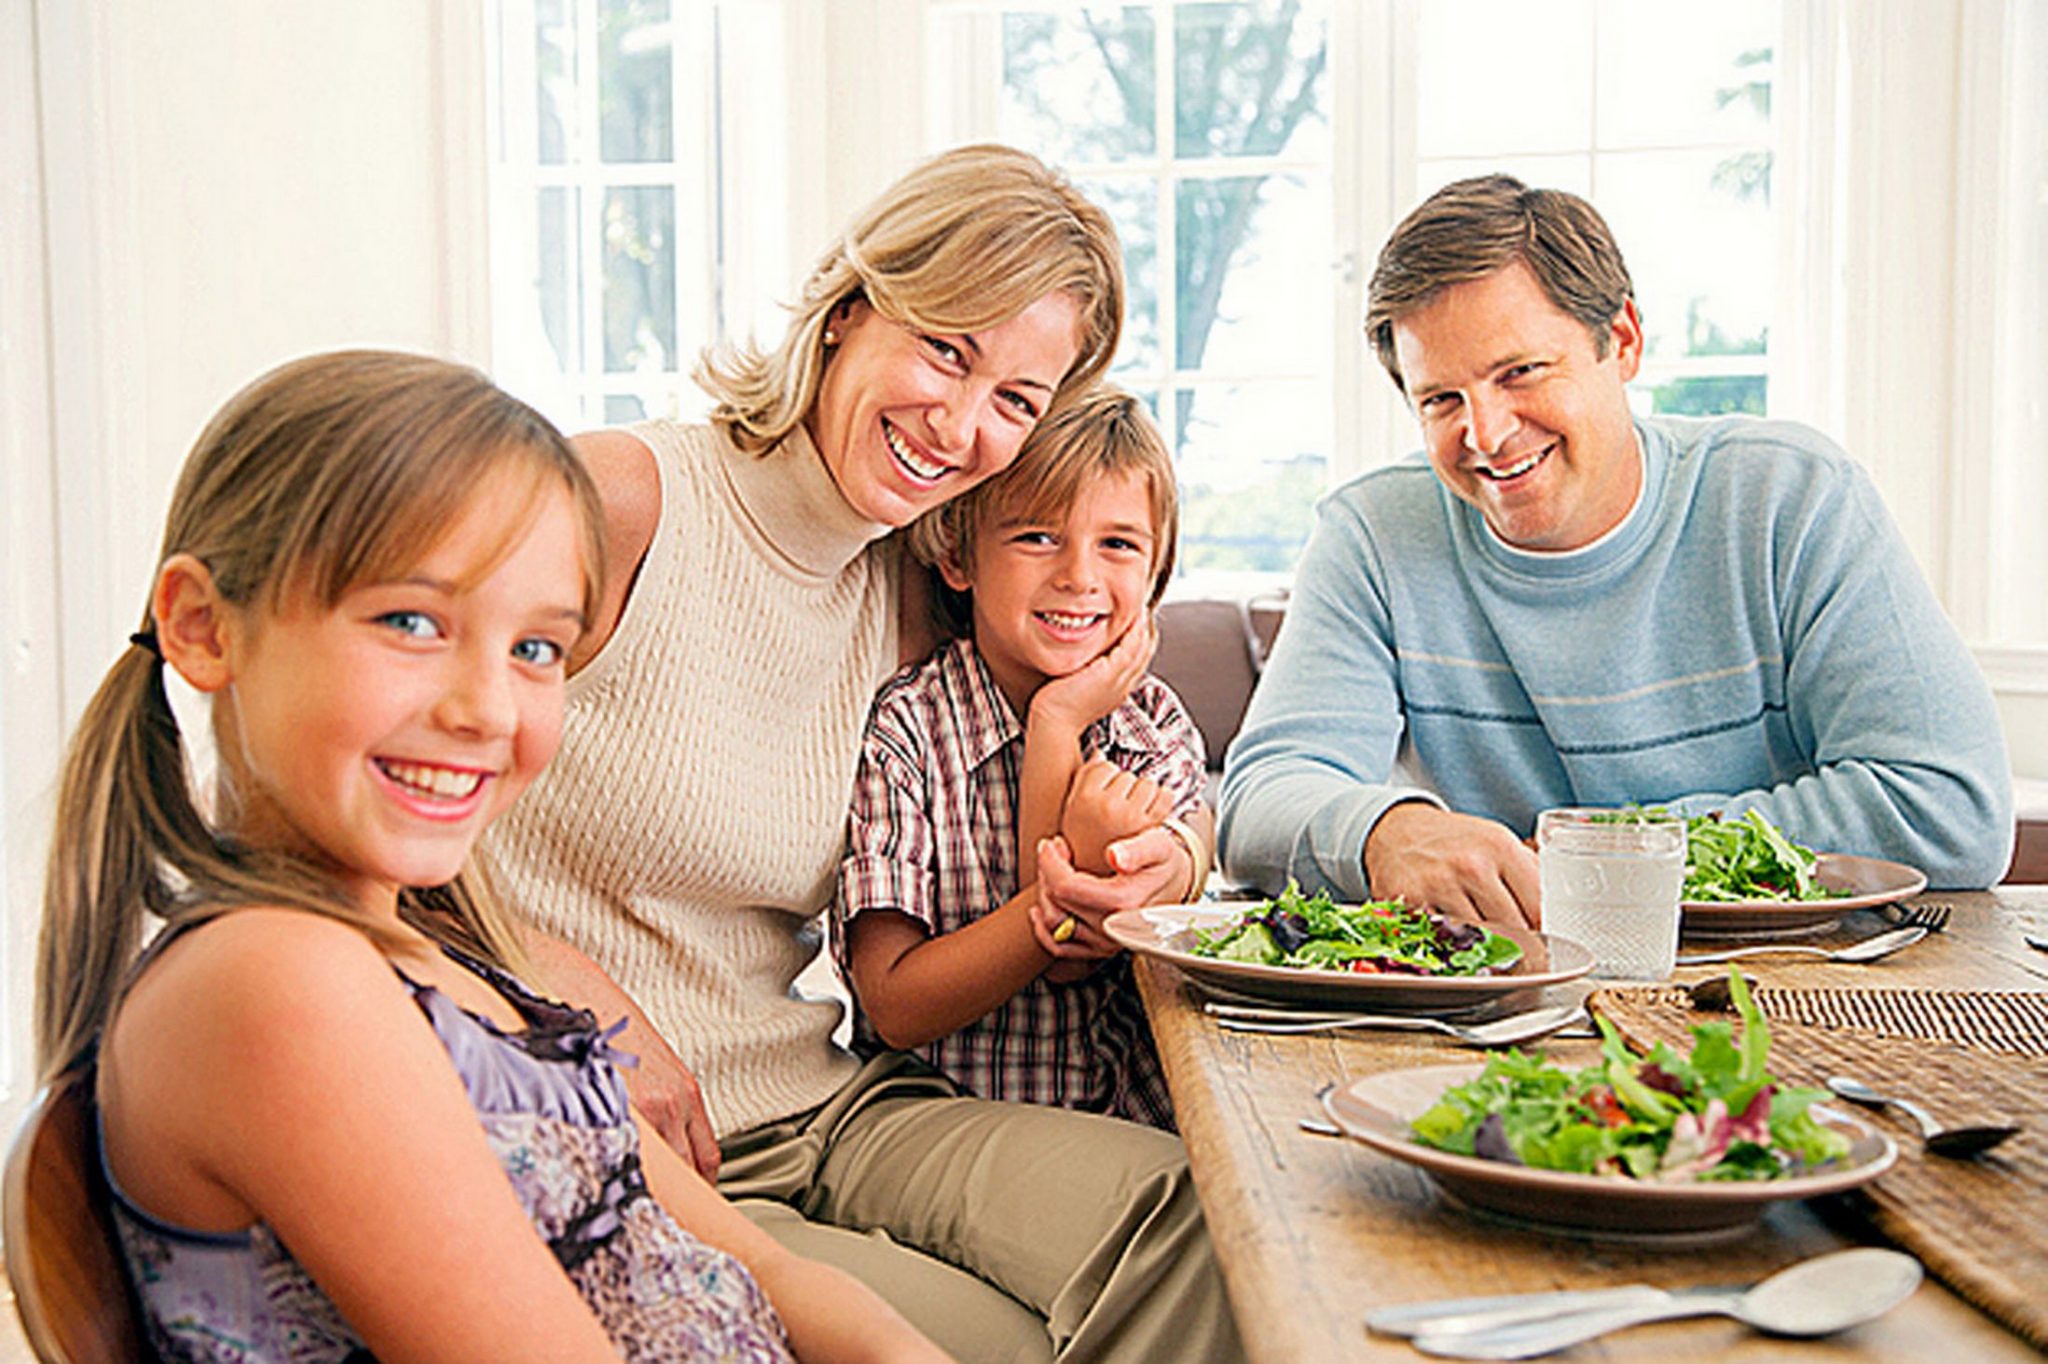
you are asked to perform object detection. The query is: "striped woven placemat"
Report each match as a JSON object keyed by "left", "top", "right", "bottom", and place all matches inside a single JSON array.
[
  {"left": 1589, "top": 987, "right": 2048, "bottom": 1350},
  {"left": 1601, "top": 985, "right": 2048, "bottom": 1056}
]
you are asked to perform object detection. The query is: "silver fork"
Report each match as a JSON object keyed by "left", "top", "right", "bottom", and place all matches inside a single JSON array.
[
  {"left": 1675, "top": 924, "right": 1927, "bottom": 967},
  {"left": 1209, "top": 1002, "right": 1586, "bottom": 1046},
  {"left": 1890, "top": 901, "right": 1952, "bottom": 932}
]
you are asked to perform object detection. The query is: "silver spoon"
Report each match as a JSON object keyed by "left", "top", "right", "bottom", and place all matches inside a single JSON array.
[
  {"left": 1410, "top": 1248, "right": 1922, "bottom": 1359},
  {"left": 1674, "top": 923, "right": 1926, "bottom": 967},
  {"left": 1210, "top": 1002, "right": 1583, "bottom": 1046},
  {"left": 1826, "top": 1075, "right": 2020, "bottom": 1158}
]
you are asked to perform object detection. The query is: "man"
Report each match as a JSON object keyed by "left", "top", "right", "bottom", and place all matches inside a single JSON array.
[{"left": 1218, "top": 174, "right": 2012, "bottom": 926}]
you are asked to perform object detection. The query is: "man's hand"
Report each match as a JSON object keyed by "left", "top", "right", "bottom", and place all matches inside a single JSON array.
[
  {"left": 1062, "top": 759, "right": 1174, "bottom": 874},
  {"left": 1363, "top": 802, "right": 1542, "bottom": 930},
  {"left": 521, "top": 928, "right": 722, "bottom": 1176},
  {"left": 1028, "top": 612, "right": 1157, "bottom": 736}
]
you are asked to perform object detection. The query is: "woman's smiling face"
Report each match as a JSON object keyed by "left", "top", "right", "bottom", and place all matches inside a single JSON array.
[{"left": 804, "top": 293, "right": 1082, "bottom": 528}]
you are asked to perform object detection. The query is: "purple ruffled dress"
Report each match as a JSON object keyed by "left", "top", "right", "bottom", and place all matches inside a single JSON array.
[{"left": 103, "top": 947, "right": 795, "bottom": 1362}]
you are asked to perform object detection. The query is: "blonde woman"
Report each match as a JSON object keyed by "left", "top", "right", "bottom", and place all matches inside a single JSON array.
[
  {"left": 39, "top": 350, "right": 948, "bottom": 1361},
  {"left": 487, "top": 146, "right": 1244, "bottom": 1362}
]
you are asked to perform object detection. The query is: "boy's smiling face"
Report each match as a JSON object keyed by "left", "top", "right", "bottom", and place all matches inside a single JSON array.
[{"left": 944, "top": 469, "right": 1160, "bottom": 717}]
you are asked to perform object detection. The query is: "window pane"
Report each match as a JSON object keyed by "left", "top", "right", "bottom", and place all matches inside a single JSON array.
[
  {"left": 1173, "top": 1, "right": 1329, "bottom": 161},
  {"left": 605, "top": 393, "right": 650, "bottom": 424},
  {"left": 603, "top": 186, "right": 676, "bottom": 372},
  {"left": 537, "top": 187, "right": 583, "bottom": 372},
  {"left": 1000, "top": 7, "right": 1156, "bottom": 164},
  {"left": 600, "top": 0, "right": 673, "bottom": 163},
  {"left": 1595, "top": 149, "right": 1771, "bottom": 371},
  {"left": 536, "top": 0, "right": 574, "bottom": 164},
  {"left": 1174, "top": 383, "right": 1328, "bottom": 575},
  {"left": 1417, "top": 0, "right": 1595, "bottom": 157},
  {"left": 1643, "top": 374, "right": 1766, "bottom": 417},
  {"left": 1179, "top": 171, "right": 1329, "bottom": 373},
  {"left": 1080, "top": 175, "right": 1161, "bottom": 376},
  {"left": 1596, "top": 0, "right": 1774, "bottom": 150}
]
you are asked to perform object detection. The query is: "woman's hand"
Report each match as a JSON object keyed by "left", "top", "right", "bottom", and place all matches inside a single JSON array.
[
  {"left": 1027, "top": 612, "right": 1157, "bottom": 737},
  {"left": 521, "top": 927, "right": 722, "bottom": 1175},
  {"left": 1030, "top": 823, "right": 1190, "bottom": 962},
  {"left": 1061, "top": 760, "right": 1174, "bottom": 874}
]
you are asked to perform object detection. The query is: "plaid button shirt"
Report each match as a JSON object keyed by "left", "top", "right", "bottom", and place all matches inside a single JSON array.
[{"left": 832, "top": 638, "right": 1207, "bottom": 1128}]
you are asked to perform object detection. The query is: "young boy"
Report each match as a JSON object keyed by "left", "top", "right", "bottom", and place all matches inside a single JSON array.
[{"left": 830, "top": 387, "right": 1209, "bottom": 1129}]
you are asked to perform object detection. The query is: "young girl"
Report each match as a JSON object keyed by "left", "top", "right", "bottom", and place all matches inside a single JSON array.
[
  {"left": 830, "top": 387, "right": 1210, "bottom": 1129},
  {"left": 37, "top": 350, "right": 945, "bottom": 1363}
]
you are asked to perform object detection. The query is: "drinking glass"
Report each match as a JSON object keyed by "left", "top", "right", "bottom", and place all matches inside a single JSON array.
[{"left": 1537, "top": 808, "right": 1687, "bottom": 980}]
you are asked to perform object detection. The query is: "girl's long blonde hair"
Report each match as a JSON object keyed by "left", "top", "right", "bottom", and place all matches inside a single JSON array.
[
  {"left": 36, "top": 350, "right": 606, "bottom": 1083},
  {"left": 698, "top": 143, "right": 1124, "bottom": 452}
]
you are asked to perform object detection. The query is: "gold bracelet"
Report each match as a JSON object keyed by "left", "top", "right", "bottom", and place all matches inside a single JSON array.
[{"left": 1159, "top": 815, "right": 1211, "bottom": 903}]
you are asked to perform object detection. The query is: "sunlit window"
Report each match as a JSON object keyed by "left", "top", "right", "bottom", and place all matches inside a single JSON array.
[
  {"left": 931, "top": 1, "right": 1336, "bottom": 583},
  {"left": 930, "top": 0, "right": 1776, "bottom": 588},
  {"left": 488, "top": 0, "right": 720, "bottom": 431},
  {"left": 1417, "top": 0, "right": 1777, "bottom": 418}
]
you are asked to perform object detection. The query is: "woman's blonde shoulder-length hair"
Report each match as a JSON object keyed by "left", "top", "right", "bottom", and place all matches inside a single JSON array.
[
  {"left": 698, "top": 143, "right": 1125, "bottom": 453},
  {"left": 35, "top": 349, "right": 606, "bottom": 1083}
]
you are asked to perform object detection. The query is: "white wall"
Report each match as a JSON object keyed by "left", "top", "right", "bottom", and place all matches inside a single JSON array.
[{"left": 3, "top": 0, "right": 489, "bottom": 1106}]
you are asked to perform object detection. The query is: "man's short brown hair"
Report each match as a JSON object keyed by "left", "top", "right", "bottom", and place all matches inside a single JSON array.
[{"left": 1364, "top": 174, "right": 1634, "bottom": 394}]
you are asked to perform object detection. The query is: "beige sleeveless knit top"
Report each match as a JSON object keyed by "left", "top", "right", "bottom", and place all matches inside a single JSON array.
[{"left": 482, "top": 419, "right": 897, "bottom": 1136}]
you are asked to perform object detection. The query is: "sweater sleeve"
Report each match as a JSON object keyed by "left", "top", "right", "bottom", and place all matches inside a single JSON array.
[
  {"left": 1665, "top": 458, "right": 2013, "bottom": 887},
  {"left": 1217, "top": 489, "right": 1444, "bottom": 899}
]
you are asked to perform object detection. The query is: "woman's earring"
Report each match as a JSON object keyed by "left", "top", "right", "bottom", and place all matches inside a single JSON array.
[{"left": 823, "top": 329, "right": 839, "bottom": 347}]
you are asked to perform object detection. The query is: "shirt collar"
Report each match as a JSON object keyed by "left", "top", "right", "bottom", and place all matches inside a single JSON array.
[{"left": 937, "top": 639, "right": 1024, "bottom": 771}]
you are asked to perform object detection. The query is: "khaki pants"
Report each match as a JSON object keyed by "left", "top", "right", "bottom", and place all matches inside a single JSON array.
[{"left": 719, "top": 1054, "right": 1245, "bottom": 1364}]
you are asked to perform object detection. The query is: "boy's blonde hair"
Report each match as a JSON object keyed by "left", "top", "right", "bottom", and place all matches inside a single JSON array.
[
  {"left": 909, "top": 386, "right": 1178, "bottom": 638},
  {"left": 36, "top": 350, "right": 605, "bottom": 1082},
  {"left": 697, "top": 143, "right": 1124, "bottom": 452}
]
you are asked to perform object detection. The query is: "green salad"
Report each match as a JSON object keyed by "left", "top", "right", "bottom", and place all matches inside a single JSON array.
[
  {"left": 1592, "top": 806, "right": 1844, "bottom": 902},
  {"left": 1189, "top": 883, "right": 1523, "bottom": 977},
  {"left": 1410, "top": 970, "right": 1851, "bottom": 1181},
  {"left": 1683, "top": 810, "right": 1843, "bottom": 902}
]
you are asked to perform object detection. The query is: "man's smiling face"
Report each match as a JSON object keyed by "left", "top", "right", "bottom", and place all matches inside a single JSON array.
[{"left": 1393, "top": 260, "right": 1645, "bottom": 551}]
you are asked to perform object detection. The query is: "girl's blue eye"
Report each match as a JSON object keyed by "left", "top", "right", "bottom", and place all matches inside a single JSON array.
[
  {"left": 999, "top": 388, "right": 1040, "bottom": 419},
  {"left": 377, "top": 610, "right": 440, "bottom": 639},
  {"left": 513, "top": 638, "right": 566, "bottom": 667},
  {"left": 922, "top": 336, "right": 963, "bottom": 365}
]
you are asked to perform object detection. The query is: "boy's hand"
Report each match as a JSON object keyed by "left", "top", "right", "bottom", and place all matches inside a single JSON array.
[
  {"left": 1028, "top": 612, "right": 1157, "bottom": 737},
  {"left": 1062, "top": 759, "right": 1174, "bottom": 875}
]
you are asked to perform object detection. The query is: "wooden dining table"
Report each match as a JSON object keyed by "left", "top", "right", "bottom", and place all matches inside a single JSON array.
[{"left": 1137, "top": 885, "right": 2048, "bottom": 1362}]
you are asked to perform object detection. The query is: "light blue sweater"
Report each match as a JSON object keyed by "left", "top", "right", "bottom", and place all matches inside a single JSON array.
[{"left": 1218, "top": 416, "right": 2013, "bottom": 895}]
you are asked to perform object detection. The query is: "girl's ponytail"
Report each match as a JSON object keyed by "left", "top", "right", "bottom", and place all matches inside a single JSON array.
[{"left": 37, "top": 639, "right": 205, "bottom": 1081}]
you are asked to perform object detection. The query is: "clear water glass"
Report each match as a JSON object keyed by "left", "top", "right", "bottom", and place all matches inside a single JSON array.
[{"left": 1537, "top": 807, "right": 1687, "bottom": 980}]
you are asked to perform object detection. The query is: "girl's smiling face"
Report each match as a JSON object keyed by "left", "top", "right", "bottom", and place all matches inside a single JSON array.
[
  {"left": 214, "top": 473, "right": 588, "bottom": 911},
  {"left": 946, "top": 469, "right": 1161, "bottom": 716}
]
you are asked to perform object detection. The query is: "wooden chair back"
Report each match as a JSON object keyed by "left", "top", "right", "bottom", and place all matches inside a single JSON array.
[{"left": 3, "top": 1071, "right": 149, "bottom": 1362}]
